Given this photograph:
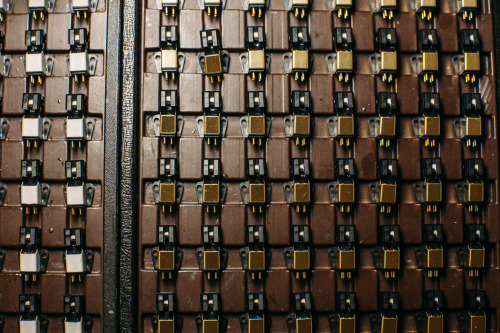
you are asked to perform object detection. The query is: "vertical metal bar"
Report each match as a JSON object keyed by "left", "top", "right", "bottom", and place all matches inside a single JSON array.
[
  {"left": 120, "top": 0, "right": 140, "bottom": 330},
  {"left": 104, "top": 0, "right": 123, "bottom": 330}
]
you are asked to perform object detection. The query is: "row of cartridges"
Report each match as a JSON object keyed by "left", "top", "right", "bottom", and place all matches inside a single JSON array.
[
  {"left": 158, "top": 26, "right": 483, "bottom": 85},
  {"left": 151, "top": 157, "right": 487, "bottom": 215},
  {"left": 157, "top": 0, "right": 479, "bottom": 21},
  {"left": 0, "top": 159, "right": 95, "bottom": 214},
  {"left": 4, "top": 224, "right": 487, "bottom": 333},
  {"left": 2, "top": 80, "right": 485, "bottom": 153},
  {"left": 0, "top": 0, "right": 98, "bottom": 21},
  {"left": 149, "top": 291, "right": 488, "bottom": 333},
  {"left": 154, "top": 89, "right": 485, "bottom": 151},
  {"left": 7, "top": 289, "right": 489, "bottom": 333},
  {"left": 21, "top": 28, "right": 98, "bottom": 85},
  {"left": 0, "top": 27, "right": 99, "bottom": 87},
  {"left": 151, "top": 222, "right": 488, "bottom": 282},
  {"left": 11, "top": 294, "right": 94, "bottom": 333}
]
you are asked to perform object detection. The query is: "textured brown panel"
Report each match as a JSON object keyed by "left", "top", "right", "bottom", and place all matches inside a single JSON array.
[
  {"left": 309, "top": 12, "right": 332, "bottom": 51},
  {"left": 222, "top": 75, "right": 246, "bottom": 114},
  {"left": 177, "top": 271, "right": 203, "bottom": 312},
  {"left": 266, "top": 138, "right": 290, "bottom": 180},
  {"left": 266, "top": 270, "right": 290, "bottom": 312},
  {"left": 266, "top": 74, "right": 289, "bottom": 114},
  {"left": 397, "top": 75, "right": 419, "bottom": 115},
  {"left": 441, "top": 269, "right": 464, "bottom": 310},
  {"left": 221, "top": 11, "right": 245, "bottom": 50},
  {"left": 43, "top": 141, "right": 67, "bottom": 180},
  {"left": 179, "top": 10, "right": 204, "bottom": 49},
  {"left": 86, "top": 275, "right": 104, "bottom": 315},
  {"left": 179, "top": 138, "right": 203, "bottom": 179},
  {"left": 352, "top": 12, "right": 374, "bottom": 52},
  {"left": 436, "top": 13, "right": 458, "bottom": 53},
  {"left": 354, "top": 75, "right": 376, "bottom": 115},
  {"left": 440, "top": 139, "right": 463, "bottom": 180},
  {"left": 310, "top": 75, "right": 334, "bottom": 114},
  {"left": 356, "top": 270, "right": 378, "bottom": 311},
  {"left": 221, "top": 205, "right": 245, "bottom": 245},
  {"left": 178, "top": 205, "right": 203, "bottom": 245},
  {"left": 179, "top": 74, "right": 203, "bottom": 112},
  {"left": 266, "top": 204, "right": 290, "bottom": 245},
  {"left": 394, "top": 12, "right": 417, "bottom": 53},
  {"left": 140, "top": 270, "right": 158, "bottom": 313},
  {"left": 0, "top": 274, "right": 22, "bottom": 312},
  {"left": 2, "top": 78, "right": 25, "bottom": 115},
  {"left": 47, "top": 14, "right": 71, "bottom": 50},
  {"left": 41, "top": 275, "right": 66, "bottom": 313},
  {"left": 354, "top": 138, "right": 376, "bottom": 180},
  {"left": 89, "top": 13, "right": 107, "bottom": 51},
  {"left": 310, "top": 204, "right": 335, "bottom": 245},
  {"left": 439, "top": 75, "right": 461, "bottom": 116},
  {"left": 354, "top": 204, "right": 378, "bottom": 245},
  {"left": 5, "top": 14, "right": 28, "bottom": 51},
  {"left": 265, "top": 11, "right": 288, "bottom": 51},
  {"left": 398, "top": 204, "right": 423, "bottom": 244},
  {"left": 85, "top": 208, "right": 104, "bottom": 248},
  {"left": 398, "top": 139, "right": 421, "bottom": 180},
  {"left": 310, "top": 269, "right": 335, "bottom": 311},
  {"left": 142, "top": 137, "right": 159, "bottom": 179},
  {"left": 399, "top": 269, "right": 423, "bottom": 310},
  {"left": 145, "top": 9, "right": 160, "bottom": 50},
  {"left": 221, "top": 270, "right": 246, "bottom": 312},
  {"left": 41, "top": 207, "right": 67, "bottom": 247}
]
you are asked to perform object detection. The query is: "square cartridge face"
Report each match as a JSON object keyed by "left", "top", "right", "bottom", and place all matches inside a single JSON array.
[
  {"left": 248, "top": 318, "right": 265, "bottom": 333},
  {"left": 336, "top": 51, "right": 353, "bottom": 71},
  {"left": 248, "top": 116, "right": 266, "bottom": 136},
  {"left": 203, "top": 184, "right": 220, "bottom": 204},
  {"left": 249, "top": 183, "right": 266, "bottom": 203},
  {"left": 293, "top": 183, "right": 311, "bottom": 203},
  {"left": 426, "top": 315, "right": 443, "bottom": 333},
  {"left": 293, "top": 250, "right": 310, "bottom": 270},
  {"left": 338, "top": 183, "right": 355, "bottom": 203},
  {"left": 339, "top": 317, "right": 355, "bottom": 333},
  {"left": 204, "top": 54, "right": 222, "bottom": 74},
  {"left": 296, "top": 318, "right": 312, "bottom": 333},
  {"left": 464, "top": 52, "right": 481, "bottom": 72},
  {"left": 161, "top": 49, "right": 178, "bottom": 71},
  {"left": 383, "top": 249, "right": 400, "bottom": 269},
  {"left": 203, "top": 251, "right": 221, "bottom": 270},
  {"left": 160, "top": 115, "right": 177, "bottom": 135},
  {"left": 202, "top": 319, "right": 219, "bottom": 333},
  {"left": 158, "top": 250, "right": 175, "bottom": 270},
  {"left": 379, "top": 117, "right": 396, "bottom": 137},
  {"left": 293, "top": 115, "right": 310, "bottom": 135},
  {"left": 158, "top": 320, "right": 175, "bottom": 333},
  {"left": 204, "top": 116, "right": 221, "bottom": 136},
  {"left": 424, "top": 117, "right": 440, "bottom": 136},
  {"left": 248, "top": 251, "right": 266, "bottom": 270},
  {"left": 337, "top": 116, "right": 354, "bottom": 136},
  {"left": 422, "top": 52, "right": 439, "bottom": 72},
  {"left": 380, "top": 51, "right": 397, "bottom": 72},
  {"left": 159, "top": 183, "right": 176, "bottom": 203},
  {"left": 339, "top": 249, "right": 355, "bottom": 270},
  {"left": 292, "top": 50, "right": 309, "bottom": 70},
  {"left": 425, "top": 182, "right": 442, "bottom": 203},
  {"left": 379, "top": 184, "right": 397, "bottom": 204},
  {"left": 426, "top": 248, "right": 443, "bottom": 268},
  {"left": 248, "top": 50, "right": 266, "bottom": 70},
  {"left": 465, "top": 117, "right": 482, "bottom": 137}
]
